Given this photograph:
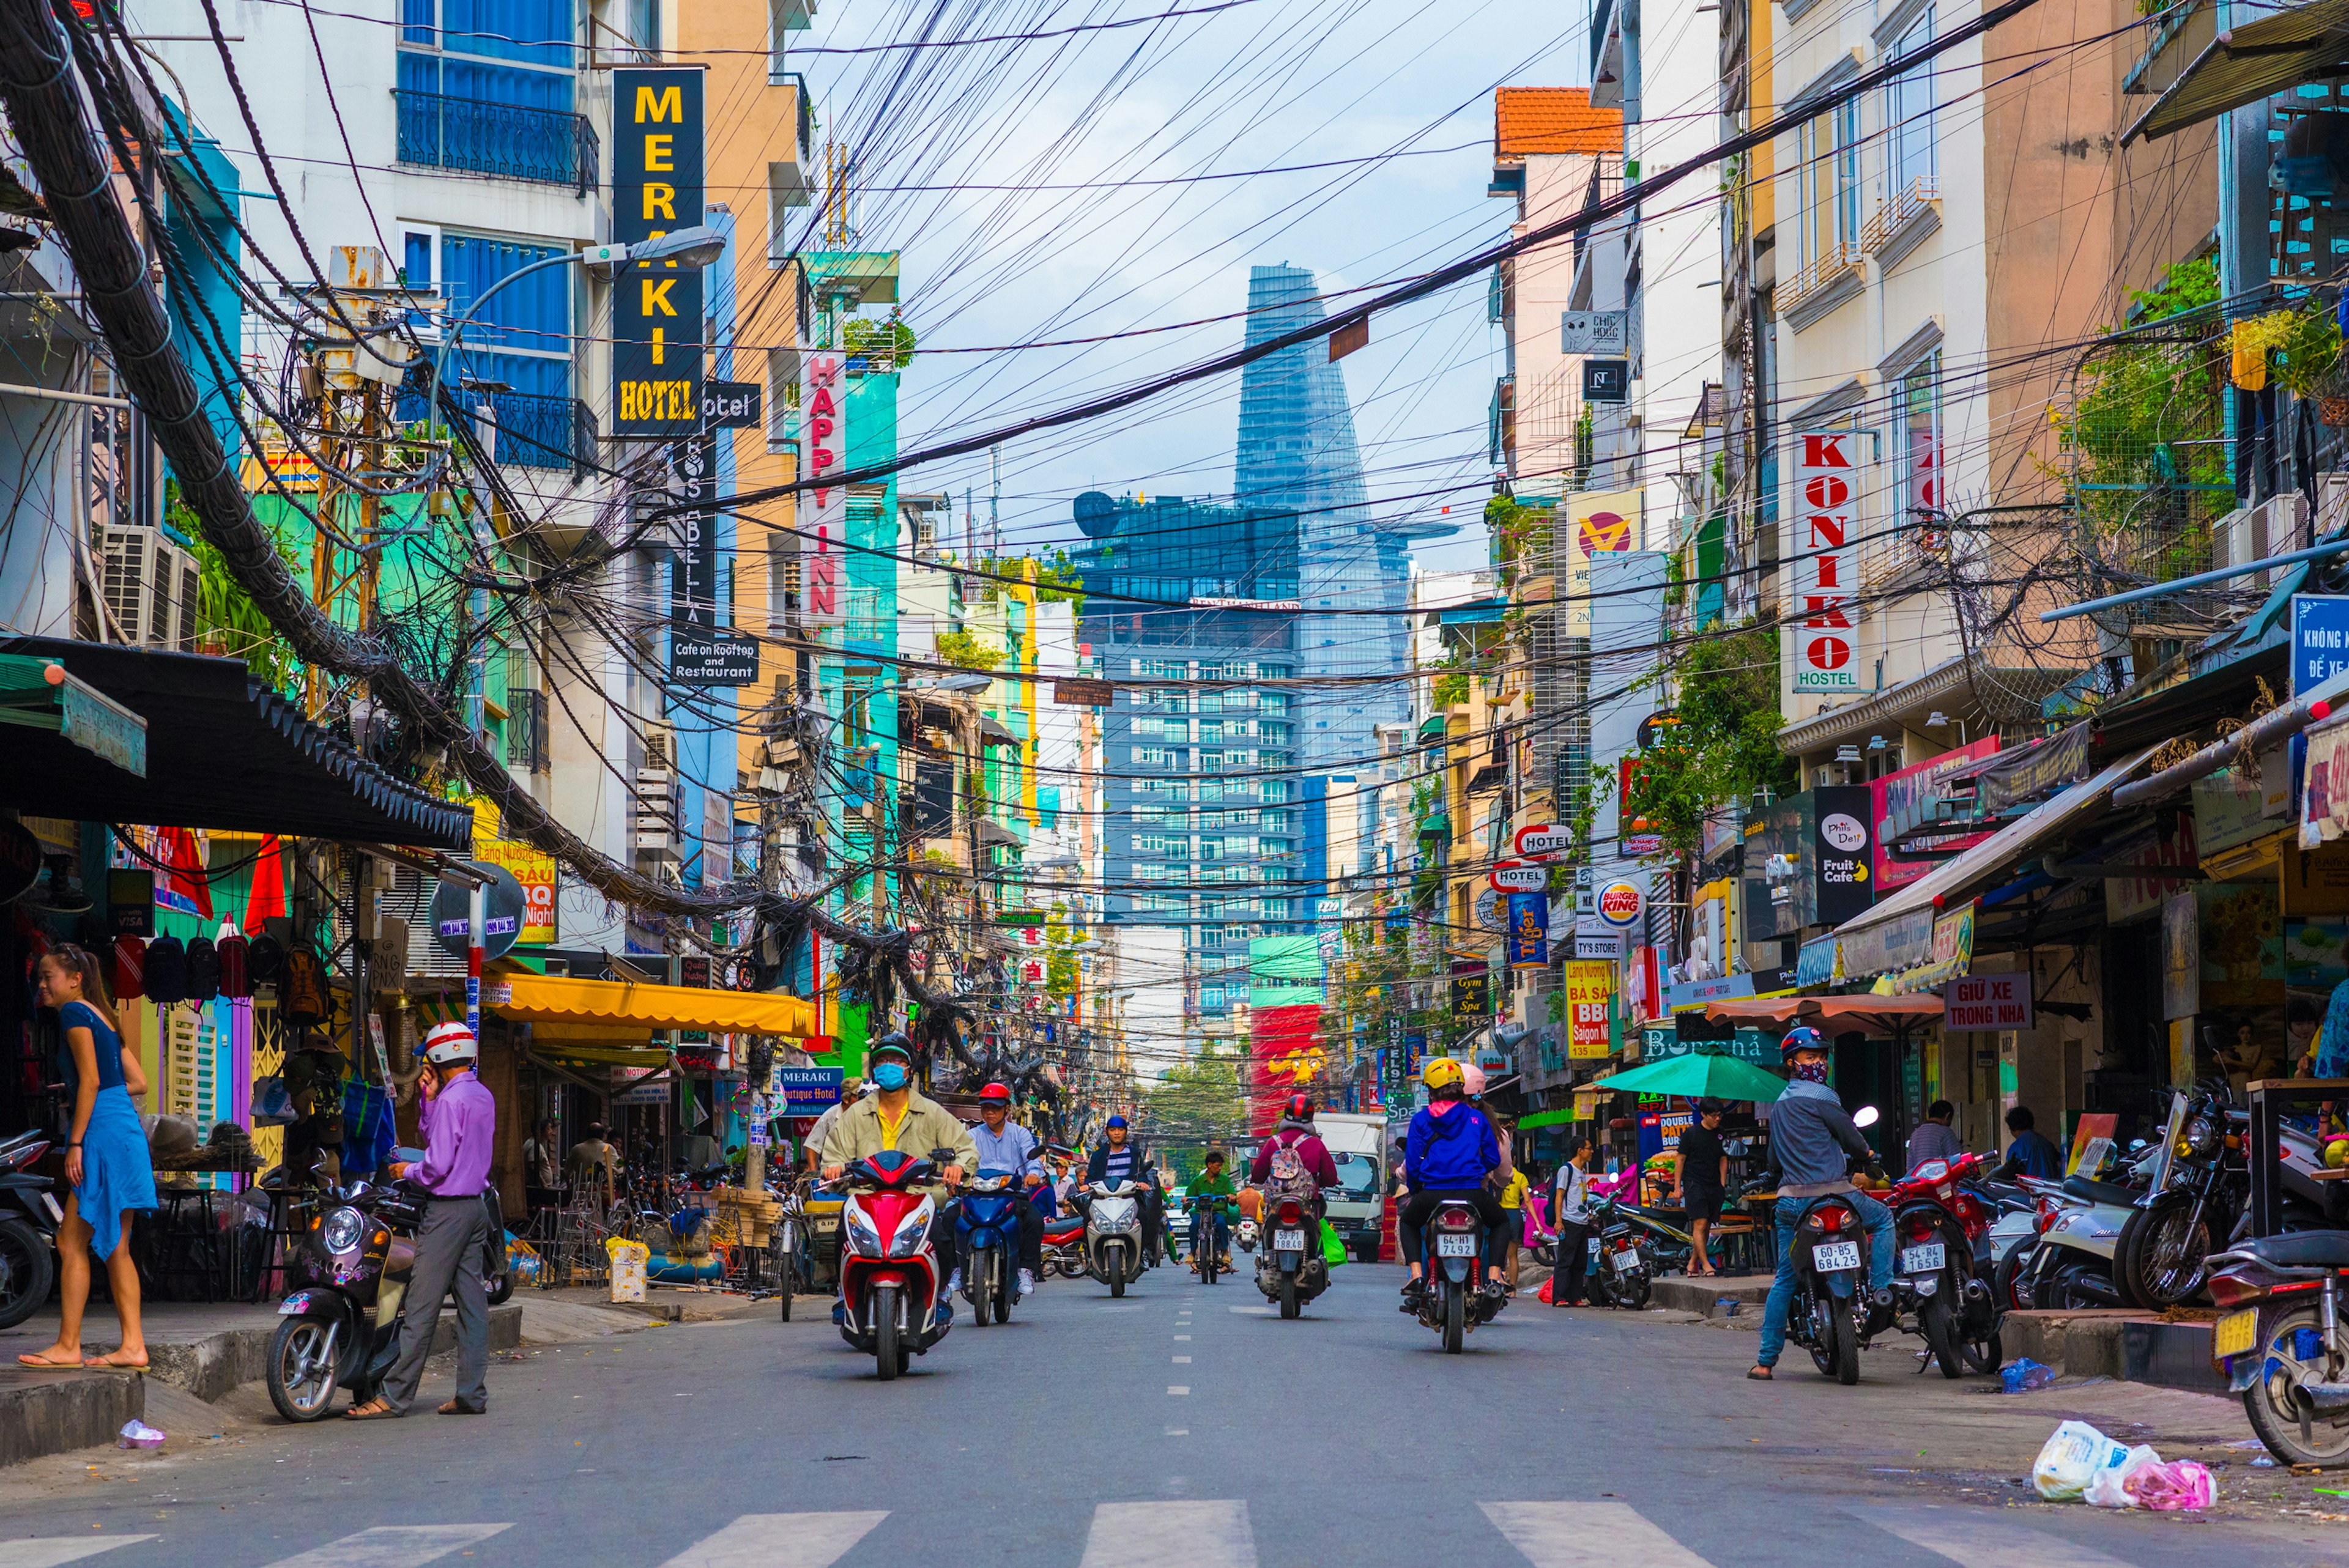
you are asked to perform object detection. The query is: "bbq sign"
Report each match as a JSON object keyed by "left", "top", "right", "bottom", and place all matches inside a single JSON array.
[
  {"left": 1791, "top": 431, "right": 1865, "bottom": 693},
  {"left": 612, "top": 68, "right": 708, "bottom": 440}
]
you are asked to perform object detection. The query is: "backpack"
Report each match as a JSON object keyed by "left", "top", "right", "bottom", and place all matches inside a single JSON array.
[
  {"left": 144, "top": 934, "right": 187, "bottom": 1007},
  {"left": 215, "top": 933, "right": 251, "bottom": 999},
  {"left": 245, "top": 934, "right": 284, "bottom": 986},
  {"left": 279, "top": 944, "right": 331, "bottom": 1027},
  {"left": 183, "top": 936, "right": 220, "bottom": 1004},
  {"left": 111, "top": 935, "right": 146, "bottom": 1001}
]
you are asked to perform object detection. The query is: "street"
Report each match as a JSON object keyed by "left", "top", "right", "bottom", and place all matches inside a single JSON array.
[{"left": 4, "top": 1267, "right": 2348, "bottom": 1568}]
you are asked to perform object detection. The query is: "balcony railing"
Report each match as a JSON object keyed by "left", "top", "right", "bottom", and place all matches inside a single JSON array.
[
  {"left": 1778, "top": 242, "right": 1863, "bottom": 320},
  {"left": 481, "top": 388, "right": 590, "bottom": 470},
  {"left": 1860, "top": 176, "right": 1940, "bottom": 256},
  {"left": 395, "top": 89, "right": 598, "bottom": 193}
]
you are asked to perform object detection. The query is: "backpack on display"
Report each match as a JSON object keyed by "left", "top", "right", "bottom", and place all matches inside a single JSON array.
[
  {"left": 183, "top": 936, "right": 220, "bottom": 1003},
  {"left": 216, "top": 931, "right": 251, "bottom": 999},
  {"left": 245, "top": 934, "right": 284, "bottom": 986},
  {"left": 143, "top": 935, "right": 187, "bottom": 1007},
  {"left": 111, "top": 936, "right": 146, "bottom": 1001},
  {"left": 280, "top": 944, "right": 330, "bottom": 1027}
]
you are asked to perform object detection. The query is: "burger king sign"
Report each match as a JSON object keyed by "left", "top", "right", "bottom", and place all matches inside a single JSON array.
[{"left": 1596, "top": 879, "right": 1644, "bottom": 930}]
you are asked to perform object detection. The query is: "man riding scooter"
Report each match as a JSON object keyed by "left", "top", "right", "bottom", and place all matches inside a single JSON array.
[
  {"left": 1084, "top": 1117, "right": 1164, "bottom": 1266},
  {"left": 951, "top": 1082, "right": 1045, "bottom": 1301},
  {"left": 1398, "top": 1059, "right": 1508, "bottom": 1309},
  {"left": 1750, "top": 1027, "right": 1896, "bottom": 1381},
  {"left": 1187, "top": 1150, "right": 1239, "bottom": 1274},
  {"left": 819, "top": 1034, "right": 976, "bottom": 1331}
]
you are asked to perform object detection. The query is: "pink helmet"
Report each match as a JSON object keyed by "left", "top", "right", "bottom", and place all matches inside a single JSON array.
[{"left": 1460, "top": 1060, "right": 1488, "bottom": 1096}]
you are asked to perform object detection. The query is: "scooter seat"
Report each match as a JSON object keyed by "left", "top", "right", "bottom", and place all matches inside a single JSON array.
[
  {"left": 2234, "top": 1232, "right": 2349, "bottom": 1271},
  {"left": 2061, "top": 1175, "right": 2140, "bottom": 1207}
]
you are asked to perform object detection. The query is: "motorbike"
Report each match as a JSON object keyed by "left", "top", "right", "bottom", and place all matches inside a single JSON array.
[
  {"left": 1888, "top": 1152, "right": 2003, "bottom": 1377},
  {"left": 2115, "top": 1087, "right": 2248, "bottom": 1310},
  {"left": 1581, "top": 1196, "right": 1654, "bottom": 1310},
  {"left": 1187, "top": 1194, "right": 1232, "bottom": 1285},
  {"left": 1778, "top": 1188, "right": 1879, "bottom": 1385},
  {"left": 2209, "top": 1230, "right": 2349, "bottom": 1466},
  {"left": 835, "top": 1148, "right": 953, "bottom": 1380},
  {"left": 954, "top": 1169, "right": 1028, "bottom": 1326},
  {"left": 2017, "top": 1167, "right": 2145, "bottom": 1309},
  {"left": 1041, "top": 1210, "right": 1087, "bottom": 1278},
  {"left": 266, "top": 1171, "right": 429, "bottom": 1421},
  {"left": 1082, "top": 1179, "right": 1148, "bottom": 1296},
  {"left": 0, "top": 1128, "right": 59, "bottom": 1331},
  {"left": 1412, "top": 1196, "right": 1499, "bottom": 1353},
  {"left": 1234, "top": 1216, "right": 1260, "bottom": 1255},
  {"left": 1255, "top": 1189, "right": 1330, "bottom": 1318}
]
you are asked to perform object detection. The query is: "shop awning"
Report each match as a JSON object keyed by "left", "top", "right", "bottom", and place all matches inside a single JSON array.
[
  {"left": 978, "top": 716, "right": 1019, "bottom": 748},
  {"left": 0, "top": 637, "right": 470, "bottom": 847},
  {"left": 1831, "top": 749, "right": 2157, "bottom": 975},
  {"left": 491, "top": 972, "right": 815, "bottom": 1039},
  {"left": 1707, "top": 995, "right": 1944, "bottom": 1033},
  {"left": 975, "top": 819, "right": 1023, "bottom": 849},
  {"left": 2124, "top": 0, "right": 2349, "bottom": 143}
]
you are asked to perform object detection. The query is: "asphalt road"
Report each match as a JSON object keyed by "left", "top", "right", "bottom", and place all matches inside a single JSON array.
[{"left": 3, "top": 1263, "right": 2349, "bottom": 1567}]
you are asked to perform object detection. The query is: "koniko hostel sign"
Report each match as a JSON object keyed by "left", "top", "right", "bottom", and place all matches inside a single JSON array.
[
  {"left": 801, "top": 350, "right": 847, "bottom": 625},
  {"left": 1791, "top": 432, "right": 1863, "bottom": 693},
  {"left": 612, "top": 69, "right": 708, "bottom": 439}
]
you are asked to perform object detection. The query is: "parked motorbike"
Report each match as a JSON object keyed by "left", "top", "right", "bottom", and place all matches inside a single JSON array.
[
  {"left": 2115, "top": 1087, "right": 2248, "bottom": 1309},
  {"left": 836, "top": 1148, "right": 953, "bottom": 1380},
  {"left": 1041, "top": 1210, "right": 1086, "bottom": 1279},
  {"left": 0, "top": 1128, "right": 59, "bottom": 1331},
  {"left": 954, "top": 1170, "right": 1027, "bottom": 1326},
  {"left": 1888, "top": 1152, "right": 2003, "bottom": 1377},
  {"left": 1581, "top": 1197, "right": 1653, "bottom": 1310},
  {"left": 1413, "top": 1197, "right": 1498, "bottom": 1353},
  {"left": 2209, "top": 1231, "right": 2349, "bottom": 1466},
  {"left": 1255, "top": 1190, "right": 1330, "bottom": 1318},
  {"left": 267, "top": 1172, "right": 429, "bottom": 1421},
  {"left": 1082, "top": 1179, "right": 1148, "bottom": 1296},
  {"left": 2017, "top": 1158, "right": 2150, "bottom": 1309}
]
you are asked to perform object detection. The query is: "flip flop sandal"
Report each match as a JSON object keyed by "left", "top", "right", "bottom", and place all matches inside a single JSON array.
[
  {"left": 15, "top": 1353, "right": 86, "bottom": 1370},
  {"left": 1746, "top": 1367, "right": 1775, "bottom": 1380},
  {"left": 344, "top": 1403, "right": 403, "bottom": 1420}
]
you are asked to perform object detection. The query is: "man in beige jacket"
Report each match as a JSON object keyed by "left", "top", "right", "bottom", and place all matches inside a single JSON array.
[{"left": 818, "top": 1035, "right": 975, "bottom": 1195}]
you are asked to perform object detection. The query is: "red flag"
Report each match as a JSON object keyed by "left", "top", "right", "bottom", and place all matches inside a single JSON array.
[
  {"left": 159, "top": 827, "right": 213, "bottom": 920},
  {"left": 244, "top": 835, "right": 285, "bottom": 930}
]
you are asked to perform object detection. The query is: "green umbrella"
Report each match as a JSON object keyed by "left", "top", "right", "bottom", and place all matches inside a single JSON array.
[{"left": 1584, "top": 1051, "right": 1789, "bottom": 1103}]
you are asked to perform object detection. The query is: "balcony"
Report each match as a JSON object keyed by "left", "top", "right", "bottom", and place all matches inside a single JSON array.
[
  {"left": 395, "top": 89, "right": 598, "bottom": 193},
  {"left": 1860, "top": 176, "right": 1941, "bottom": 270},
  {"left": 1779, "top": 242, "right": 1863, "bottom": 333},
  {"left": 483, "top": 388, "right": 593, "bottom": 471}
]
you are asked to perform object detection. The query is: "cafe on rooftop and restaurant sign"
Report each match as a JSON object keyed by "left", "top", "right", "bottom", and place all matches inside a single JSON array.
[{"left": 612, "top": 67, "right": 707, "bottom": 440}]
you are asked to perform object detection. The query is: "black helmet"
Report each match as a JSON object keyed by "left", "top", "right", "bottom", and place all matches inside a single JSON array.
[
  {"left": 870, "top": 1031, "right": 915, "bottom": 1065},
  {"left": 1283, "top": 1093, "right": 1315, "bottom": 1122}
]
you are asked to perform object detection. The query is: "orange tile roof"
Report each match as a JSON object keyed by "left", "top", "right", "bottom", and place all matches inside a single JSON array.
[{"left": 1493, "top": 87, "right": 1624, "bottom": 160}]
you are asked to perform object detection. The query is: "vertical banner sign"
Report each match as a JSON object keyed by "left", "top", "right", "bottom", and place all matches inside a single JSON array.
[
  {"left": 1564, "top": 489, "right": 1641, "bottom": 637},
  {"left": 1565, "top": 960, "right": 1614, "bottom": 1057},
  {"left": 612, "top": 68, "right": 706, "bottom": 440},
  {"left": 801, "top": 350, "right": 847, "bottom": 625},
  {"left": 669, "top": 434, "right": 718, "bottom": 631},
  {"left": 1506, "top": 890, "right": 1549, "bottom": 969},
  {"left": 1792, "top": 431, "right": 1862, "bottom": 693}
]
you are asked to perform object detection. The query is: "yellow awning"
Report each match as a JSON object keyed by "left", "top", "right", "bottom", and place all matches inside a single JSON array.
[
  {"left": 491, "top": 973, "right": 817, "bottom": 1038},
  {"left": 2124, "top": 0, "right": 2349, "bottom": 143}
]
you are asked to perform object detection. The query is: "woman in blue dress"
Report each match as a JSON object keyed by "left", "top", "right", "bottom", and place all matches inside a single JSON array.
[{"left": 17, "top": 944, "right": 157, "bottom": 1370}]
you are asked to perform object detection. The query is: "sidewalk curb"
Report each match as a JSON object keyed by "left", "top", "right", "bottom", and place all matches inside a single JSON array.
[
  {"left": 1651, "top": 1277, "right": 1772, "bottom": 1318},
  {"left": 0, "top": 1369, "right": 142, "bottom": 1468},
  {"left": 146, "top": 1301, "right": 523, "bottom": 1403}
]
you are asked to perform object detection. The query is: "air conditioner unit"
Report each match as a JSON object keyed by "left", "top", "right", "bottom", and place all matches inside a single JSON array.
[
  {"left": 97, "top": 525, "right": 200, "bottom": 651},
  {"left": 642, "top": 725, "right": 675, "bottom": 770}
]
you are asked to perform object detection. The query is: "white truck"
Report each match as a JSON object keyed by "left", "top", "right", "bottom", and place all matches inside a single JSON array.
[{"left": 1314, "top": 1112, "right": 1389, "bottom": 1262}]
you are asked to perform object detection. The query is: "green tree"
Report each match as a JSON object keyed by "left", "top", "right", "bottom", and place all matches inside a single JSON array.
[
  {"left": 1624, "top": 619, "right": 1798, "bottom": 854},
  {"left": 934, "top": 629, "right": 998, "bottom": 670},
  {"left": 1149, "top": 1043, "right": 1247, "bottom": 1146}
]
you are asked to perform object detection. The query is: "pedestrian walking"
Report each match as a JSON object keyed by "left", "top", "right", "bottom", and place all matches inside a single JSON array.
[
  {"left": 1497, "top": 1158, "right": 1529, "bottom": 1289},
  {"left": 348, "top": 1021, "right": 495, "bottom": 1419},
  {"left": 1905, "top": 1100, "right": 1962, "bottom": 1173},
  {"left": 1673, "top": 1100, "right": 1729, "bottom": 1278},
  {"left": 17, "top": 945, "right": 155, "bottom": 1371},
  {"left": 1551, "top": 1131, "right": 1595, "bottom": 1307}
]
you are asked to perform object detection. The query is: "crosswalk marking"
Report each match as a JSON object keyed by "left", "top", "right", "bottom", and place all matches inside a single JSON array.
[
  {"left": 1079, "top": 1501, "right": 1255, "bottom": 1568},
  {"left": 655, "top": 1512, "right": 889, "bottom": 1568},
  {"left": 261, "top": 1525, "right": 511, "bottom": 1568},
  {"left": 1482, "top": 1503, "right": 1713, "bottom": 1568},
  {"left": 0, "top": 1540, "right": 156, "bottom": 1568},
  {"left": 1848, "top": 1506, "right": 2139, "bottom": 1568}
]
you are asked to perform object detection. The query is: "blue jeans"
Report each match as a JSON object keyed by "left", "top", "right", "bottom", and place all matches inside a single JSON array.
[
  {"left": 1756, "top": 1190, "right": 1894, "bottom": 1367},
  {"left": 1191, "top": 1210, "right": 1230, "bottom": 1257}
]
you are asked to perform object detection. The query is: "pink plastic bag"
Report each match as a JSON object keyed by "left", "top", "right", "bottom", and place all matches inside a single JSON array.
[{"left": 2132, "top": 1459, "right": 2215, "bottom": 1511}]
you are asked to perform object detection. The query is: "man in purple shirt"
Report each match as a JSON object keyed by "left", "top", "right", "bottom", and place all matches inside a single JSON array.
[{"left": 347, "top": 1021, "right": 497, "bottom": 1419}]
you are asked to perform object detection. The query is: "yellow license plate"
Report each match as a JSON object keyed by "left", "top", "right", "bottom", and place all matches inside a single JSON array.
[{"left": 2214, "top": 1307, "right": 2258, "bottom": 1361}]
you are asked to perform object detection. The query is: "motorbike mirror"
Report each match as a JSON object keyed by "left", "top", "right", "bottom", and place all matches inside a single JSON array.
[{"left": 1853, "top": 1105, "right": 1880, "bottom": 1129}]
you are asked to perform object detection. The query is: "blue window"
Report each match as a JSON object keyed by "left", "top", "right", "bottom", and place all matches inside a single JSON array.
[
  {"left": 403, "top": 231, "right": 433, "bottom": 290},
  {"left": 396, "top": 50, "right": 573, "bottom": 113},
  {"left": 404, "top": 0, "right": 573, "bottom": 67},
  {"left": 431, "top": 233, "right": 574, "bottom": 467}
]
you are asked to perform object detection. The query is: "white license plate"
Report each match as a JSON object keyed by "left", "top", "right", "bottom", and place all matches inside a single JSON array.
[
  {"left": 1436, "top": 1233, "right": 1478, "bottom": 1257},
  {"left": 1813, "top": 1240, "right": 1863, "bottom": 1272},
  {"left": 1275, "top": 1229, "right": 1307, "bottom": 1251},
  {"left": 1587, "top": 1238, "right": 1603, "bottom": 1258},
  {"left": 1614, "top": 1246, "right": 1639, "bottom": 1265},
  {"left": 1901, "top": 1243, "right": 1946, "bottom": 1274}
]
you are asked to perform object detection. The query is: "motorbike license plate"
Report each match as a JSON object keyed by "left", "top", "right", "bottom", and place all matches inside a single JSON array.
[
  {"left": 1275, "top": 1229, "right": 1307, "bottom": 1251},
  {"left": 1613, "top": 1246, "right": 1640, "bottom": 1269},
  {"left": 1901, "top": 1243, "right": 1947, "bottom": 1274},
  {"left": 2214, "top": 1307, "right": 2258, "bottom": 1361},
  {"left": 1436, "top": 1233, "right": 1478, "bottom": 1257},
  {"left": 1813, "top": 1240, "right": 1863, "bottom": 1273}
]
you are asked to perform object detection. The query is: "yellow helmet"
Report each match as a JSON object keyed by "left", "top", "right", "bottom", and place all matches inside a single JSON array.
[{"left": 1422, "top": 1057, "right": 1465, "bottom": 1091}]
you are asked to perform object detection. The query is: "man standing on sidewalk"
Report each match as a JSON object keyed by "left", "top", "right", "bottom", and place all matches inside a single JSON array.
[
  {"left": 348, "top": 1021, "right": 495, "bottom": 1419},
  {"left": 1551, "top": 1130, "right": 1595, "bottom": 1306}
]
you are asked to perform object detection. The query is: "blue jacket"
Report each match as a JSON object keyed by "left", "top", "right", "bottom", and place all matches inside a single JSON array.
[
  {"left": 1404, "top": 1102, "right": 1499, "bottom": 1191},
  {"left": 1762, "top": 1078, "right": 1875, "bottom": 1194}
]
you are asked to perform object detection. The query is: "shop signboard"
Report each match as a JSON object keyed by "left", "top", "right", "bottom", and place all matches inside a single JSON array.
[
  {"left": 1872, "top": 735, "right": 2000, "bottom": 888},
  {"left": 1790, "top": 432, "right": 1866, "bottom": 693},
  {"left": 1490, "top": 860, "right": 1547, "bottom": 893},
  {"left": 1514, "top": 823, "right": 1575, "bottom": 859},
  {"left": 470, "top": 802, "right": 557, "bottom": 945},
  {"left": 2106, "top": 813, "right": 2200, "bottom": 923},
  {"left": 2293, "top": 595, "right": 2349, "bottom": 693},
  {"left": 2301, "top": 712, "right": 2349, "bottom": 849},
  {"left": 1574, "top": 930, "right": 1625, "bottom": 960},
  {"left": 1981, "top": 720, "right": 2091, "bottom": 817},
  {"left": 1945, "top": 973, "right": 2033, "bottom": 1031},
  {"left": 1838, "top": 903, "right": 1935, "bottom": 978},
  {"left": 1507, "top": 891, "right": 1549, "bottom": 968},
  {"left": 1450, "top": 961, "right": 1491, "bottom": 1019},
  {"left": 2194, "top": 761, "right": 2287, "bottom": 857},
  {"left": 1596, "top": 879, "right": 1644, "bottom": 929},
  {"left": 1644, "top": 1029, "right": 1775, "bottom": 1063},
  {"left": 1565, "top": 960, "right": 1614, "bottom": 1057},
  {"left": 1794, "top": 934, "right": 1841, "bottom": 988},
  {"left": 776, "top": 1067, "right": 844, "bottom": 1113},
  {"left": 801, "top": 350, "right": 848, "bottom": 625},
  {"left": 1563, "top": 489, "right": 1640, "bottom": 637},
  {"left": 1742, "top": 788, "right": 1872, "bottom": 939},
  {"left": 610, "top": 68, "right": 707, "bottom": 440}
]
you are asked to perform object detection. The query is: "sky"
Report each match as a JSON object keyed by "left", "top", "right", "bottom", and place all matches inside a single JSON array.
[{"left": 785, "top": 0, "right": 1594, "bottom": 579}]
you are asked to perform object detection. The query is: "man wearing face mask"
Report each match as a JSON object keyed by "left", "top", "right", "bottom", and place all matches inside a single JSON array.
[
  {"left": 819, "top": 1034, "right": 976, "bottom": 1329},
  {"left": 1749, "top": 1026, "right": 1894, "bottom": 1381}
]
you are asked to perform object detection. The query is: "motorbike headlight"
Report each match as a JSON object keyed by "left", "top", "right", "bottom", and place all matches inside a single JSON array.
[
  {"left": 841, "top": 1199, "right": 883, "bottom": 1257},
  {"left": 887, "top": 1196, "right": 935, "bottom": 1259},
  {"left": 2183, "top": 1114, "right": 2217, "bottom": 1155},
  {"left": 321, "top": 1206, "right": 365, "bottom": 1255}
]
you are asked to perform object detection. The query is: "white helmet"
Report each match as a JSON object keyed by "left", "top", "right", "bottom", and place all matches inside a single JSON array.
[{"left": 422, "top": 1020, "right": 478, "bottom": 1068}]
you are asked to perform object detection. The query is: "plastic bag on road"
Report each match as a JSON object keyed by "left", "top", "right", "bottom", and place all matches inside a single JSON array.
[
  {"left": 2083, "top": 1444, "right": 2161, "bottom": 1507},
  {"left": 116, "top": 1420, "right": 165, "bottom": 1450},
  {"left": 2002, "top": 1357, "right": 2057, "bottom": 1392},
  {"left": 2033, "top": 1420, "right": 2133, "bottom": 1500},
  {"left": 2134, "top": 1459, "right": 2216, "bottom": 1511}
]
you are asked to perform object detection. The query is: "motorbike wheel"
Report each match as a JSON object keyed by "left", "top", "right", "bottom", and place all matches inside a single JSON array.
[
  {"left": 872, "top": 1285, "right": 900, "bottom": 1381},
  {"left": 485, "top": 1269, "right": 514, "bottom": 1307},
  {"left": 1961, "top": 1323, "right": 2005, "bottom": 1375},
  {"left": 774, "top": 1224, "right": 797, "bottom": 1321},
  {"left": 1198, "top": 1241, "right": 1217, "bottom": 1286},
  {"left": 1280, "top": 1273, "right": 1299, "bottom": 1320},
  {"left": 0, "top": 1218, "right": 54, "bottom": 1331},
  {"left": 1918, "top": 1289, "right": 1963, "bottom": 1380},
  {"left": 1824, "top": 1293, "right": 1860, "bottom": 1385},
  {"left": 266, "top": 1317, "right": 344, "bottom": 1422},
  {"left": 2050, "top": 1262, "right": 2117, "bottom": 1311},
  {"left": 2244, "top": 1303, "right": 2349, "bottom": 1468},
  {"left": 995, "top": 1271, "right": 1013, "bottom": 1325},
  {"left": 1110, "top": 1266, "right": 1127, "bottom": 1300},
  {"left": 970, "top": 1253, "right": 993, "bottom": 1328},
  {"left": 2117, "top": 1194, "right": 2214, "bottom": 1311},
  {"left": 1442, "top": 1280, "right": 1466, "bottom": 1353},
  {"left": 1994, "top": 1241, "right": 2037, "bottom": 1313},
  {"left": 1533, "top": 1242, "right": 1557, "bottom": 1269},
  {"left": 1612, "top": 1273, "right": 1650, "bottom": 1312}
]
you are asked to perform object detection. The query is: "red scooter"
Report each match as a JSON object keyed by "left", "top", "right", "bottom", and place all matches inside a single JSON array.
[
  {"left": 836, "top": 1149, "right": 952, "bottom": 1380},
  {"left": 1888, "top": 1152, "right": 2003, "bottom": 1377}
]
